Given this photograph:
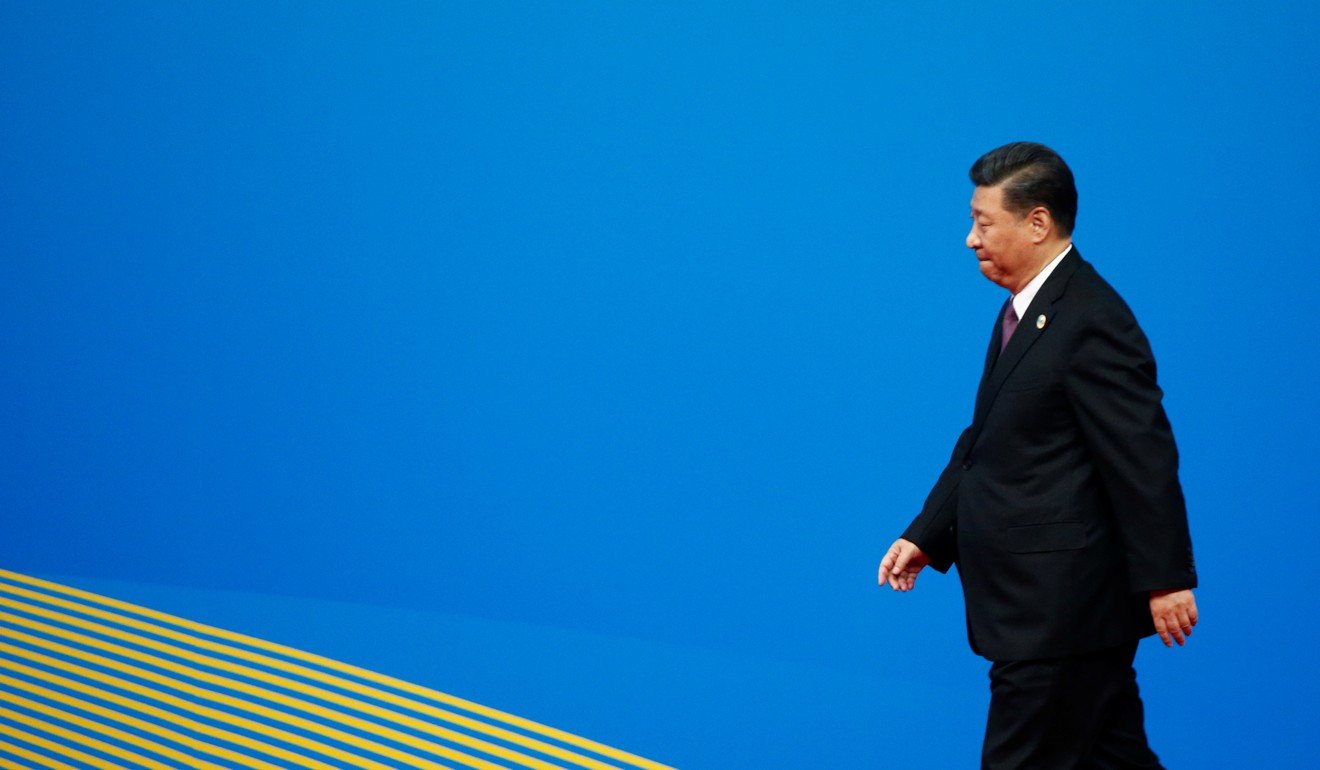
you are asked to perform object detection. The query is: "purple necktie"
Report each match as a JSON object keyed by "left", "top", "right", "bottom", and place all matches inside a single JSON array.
[{"left": 1000, "top": 300, "right": 1019, "bottom": 353}]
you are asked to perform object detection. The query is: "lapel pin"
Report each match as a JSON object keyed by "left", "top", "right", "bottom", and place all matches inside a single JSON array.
[{"left": 1036, "top": 314, "right": 1047, "bottom": 329}]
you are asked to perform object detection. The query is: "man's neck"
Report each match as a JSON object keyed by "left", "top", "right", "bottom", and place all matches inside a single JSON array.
[{"left": 1011, "top": 239, "right": 1072, "bottom": 296}]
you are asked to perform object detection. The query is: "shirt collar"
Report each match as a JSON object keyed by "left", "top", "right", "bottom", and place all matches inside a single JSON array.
[{"left": 1011, "top": 243, "right": 1073, "bottom": 320}]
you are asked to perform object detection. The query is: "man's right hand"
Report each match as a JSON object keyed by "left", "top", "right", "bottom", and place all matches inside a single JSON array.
[{"left": 878, "top": 538, "right": 930, "bottom": 592}]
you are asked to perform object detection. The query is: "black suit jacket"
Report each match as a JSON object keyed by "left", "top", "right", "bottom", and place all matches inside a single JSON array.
[{"left": 902, "top": 247, "right": 1197, "bottom": 661}]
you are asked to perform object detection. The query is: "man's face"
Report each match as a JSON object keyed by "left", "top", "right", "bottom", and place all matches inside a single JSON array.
[{"left": 966, "top": 184, "right": 1037, "bottom": 292}]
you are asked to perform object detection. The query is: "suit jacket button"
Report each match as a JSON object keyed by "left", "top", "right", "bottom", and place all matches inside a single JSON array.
[{"left": 962, "top": 461, "right": 973, "bottom": 470}]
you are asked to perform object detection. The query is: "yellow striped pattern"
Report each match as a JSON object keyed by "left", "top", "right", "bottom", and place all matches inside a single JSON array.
[{"left": 0, "top": 570, "right": 674, "bottom": 770}]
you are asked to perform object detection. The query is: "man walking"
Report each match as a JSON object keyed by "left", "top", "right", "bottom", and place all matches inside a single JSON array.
[{"left": 879, "top": 142, "right": 1198, "bottom": 768}]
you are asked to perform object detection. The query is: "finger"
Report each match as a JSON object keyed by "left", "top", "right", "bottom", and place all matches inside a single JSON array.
[
  {"left": 1188, "top": 603, "right": 1199, "bottom": 627},
  {"left": 881, "top": 545, "right": 899, "bottom": 571},
  {"left": 891, "top": 548, "right": 911, "bottom": 576},
  {"left": 1176, "top": 608, "right": 1193, "bottom": 636},
  {"left": 879, "top": 548, "right": 899, "bottom": 588},
  {"left": 1154, "top": 616, "right": 1171, "bottom": 647},
  {"left": 879, "top": 549, "right": 896, "bottom": 577},
  {"left": 886, "top": 559, "right": 903, "bottom": 591}
]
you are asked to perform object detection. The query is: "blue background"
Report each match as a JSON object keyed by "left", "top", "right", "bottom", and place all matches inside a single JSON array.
[{"left": 3, "top": 2, "right": 1318, "bottom": 767}]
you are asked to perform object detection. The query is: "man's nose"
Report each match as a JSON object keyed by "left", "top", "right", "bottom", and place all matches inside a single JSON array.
[{"left": 966, "top": 226, "right": 980, "bottom": 250}]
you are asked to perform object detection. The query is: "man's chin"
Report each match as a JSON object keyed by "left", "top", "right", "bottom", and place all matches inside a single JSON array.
[{"left": 977, "top": 261, "right": 1002, "bottom": 284}]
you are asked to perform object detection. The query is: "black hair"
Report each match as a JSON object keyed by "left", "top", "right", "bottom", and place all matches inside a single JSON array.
[{"left": 969, "top": 142, "right": 1077, "bottom": 236}]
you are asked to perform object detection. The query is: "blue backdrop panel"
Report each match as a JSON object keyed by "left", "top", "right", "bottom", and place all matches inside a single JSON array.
[{"left": 2, "top": 2, "right": 1317, "bottom": 767}]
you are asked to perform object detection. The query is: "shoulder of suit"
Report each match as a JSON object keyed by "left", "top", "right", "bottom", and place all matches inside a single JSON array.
[
  {"left": 1064, "top": 258, "right": 1133, "bottom": 311},
  {"left": 1060, "top": 264, "right": 1147, "bottom": 343}
]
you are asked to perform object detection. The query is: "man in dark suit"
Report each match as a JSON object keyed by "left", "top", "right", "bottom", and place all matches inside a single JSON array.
[{"left": 878, "top": 143, "right": 1199, "bottom": 769}]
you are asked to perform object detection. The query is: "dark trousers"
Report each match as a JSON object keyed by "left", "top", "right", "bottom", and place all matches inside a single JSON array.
[{"left": 981, "top": 640, "right": 1164, "bottom": 769}]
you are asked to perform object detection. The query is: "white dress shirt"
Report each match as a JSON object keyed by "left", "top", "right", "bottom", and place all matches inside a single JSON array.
[{"left": 1011, "top": 243, "right": 1073, "bottom": 320}]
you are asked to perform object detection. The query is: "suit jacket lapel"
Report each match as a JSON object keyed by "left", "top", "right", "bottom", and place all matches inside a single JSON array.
[
  {"left": 982, "top": 301, "right": 1006, "bottom": 379},
  {"left": 971, "top": 248, "right": 1083, "bottom": 428}
]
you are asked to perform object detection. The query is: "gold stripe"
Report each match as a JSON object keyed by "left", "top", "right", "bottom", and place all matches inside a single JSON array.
[
  {"left": 0, "top": 580, "right": 624, "bottom": 770},
  {"left": 0, "top": 654, "right": 296, "bottom": 770},
  {"left": 0, "top": 734, "right": 75, "bottom": 770},
  {"left": 0, "top": 698, "right": 182, "bottom": 770},
  {"left": 0, "top": 671, "right": 240, "bottom": 770},
  {"left": 0, "top": 632, "right": 426, "bottom": 770},
  {"left": 0, "top": 595, "right": 566, "bottom": 770},
  {"left": 0, "top": 752, "right": 47, "bottom": 770},
  {"left": 0, "top": 619, "right": 466, "bottom": 770},
  {"left": 0, "top": 724, "right": 94, "bottom": 770},
  {"left": 0, "top": 569, "right": 670, "bottom": 770}
]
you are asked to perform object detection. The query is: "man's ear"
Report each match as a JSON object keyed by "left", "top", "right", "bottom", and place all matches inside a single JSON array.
[{"left": 1027, "top": 206, "right": 1053, "bottom": 244}]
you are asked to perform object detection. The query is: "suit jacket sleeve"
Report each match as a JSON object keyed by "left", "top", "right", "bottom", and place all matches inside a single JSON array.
[
  {"left": 1064, "top": 302, "right": 1198, "bottom": 594},
  {"left": 900, "top": 425, "right": 972, "bottom": 573}
]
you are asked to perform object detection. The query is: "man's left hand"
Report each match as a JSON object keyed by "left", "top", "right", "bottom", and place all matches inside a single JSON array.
[{"left": 1149, "top": 588, "right": 1198, "bottom": 647}]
